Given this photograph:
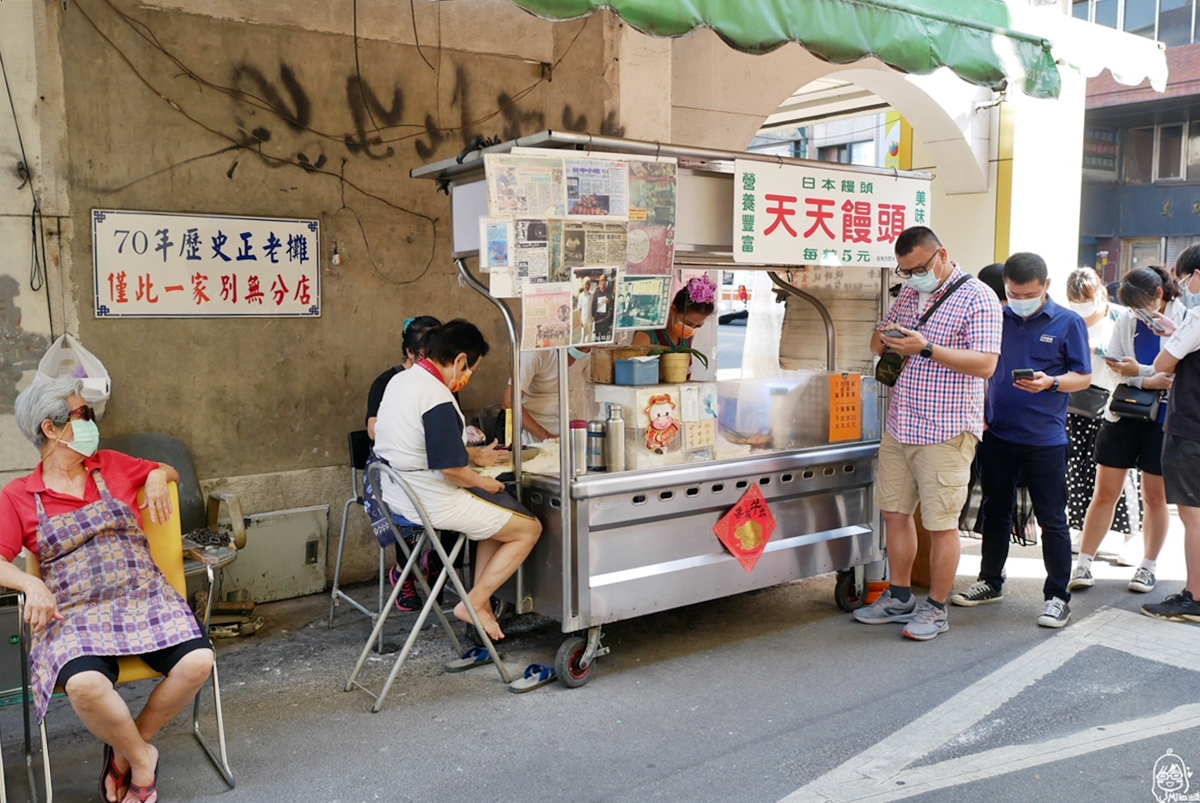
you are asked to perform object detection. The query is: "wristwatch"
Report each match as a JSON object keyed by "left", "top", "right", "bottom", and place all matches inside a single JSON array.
[
  {"left": 919, "top": 342, "right": 934, "bottom": 359},
  {"left": 1049, "top": 376, "right": 1061, "bottom": 392}
]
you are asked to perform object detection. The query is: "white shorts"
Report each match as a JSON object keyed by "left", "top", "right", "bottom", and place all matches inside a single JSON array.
[{"left": 383, "top": 473, "right": 521, "bottom": 541}]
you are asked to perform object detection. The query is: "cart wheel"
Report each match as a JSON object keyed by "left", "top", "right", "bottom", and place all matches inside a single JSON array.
[
  {"left": 834, "top": 570, "right": 865, "bottom": 612},
  {"left": 555, "top": 635, "right": 595, "bottom": 688}
]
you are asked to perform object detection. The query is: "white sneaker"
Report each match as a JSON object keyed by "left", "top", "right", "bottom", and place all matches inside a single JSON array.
[{"left": 1037, "top": 597, "right": 1071, "bottom": 628}]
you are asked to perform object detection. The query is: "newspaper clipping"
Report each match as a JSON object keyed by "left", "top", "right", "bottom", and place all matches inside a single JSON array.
[
  {"left": 626, "top": 159, "right": 677, "bottom": 275},
  {"left": 616, "top": 275, "right": 673, "bottom": 330},
  {"left": 521, "top": 282, "right": 573, "bottom": 350},
  {"left": 565, "top": 159, "right": 629, "bottom": 218},
  {"left": 486, "top": 154, "right": 567, "bottom": 218},
  {"left": 514, "top": 219, "right": 550, "bottom": 284},
  {"left": 480, "top": 218, "right": 513, "bottom": 273},
  {"left": 572, "top": 266, "right": 618, "bottom": 346}
]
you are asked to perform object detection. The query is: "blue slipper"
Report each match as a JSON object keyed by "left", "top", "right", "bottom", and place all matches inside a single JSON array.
[
  {"left": 507, "top": 663, "right": 556, "bottom": 693},
  {"left": 444, "top": 646, "right": 497, "bottom": 673}
]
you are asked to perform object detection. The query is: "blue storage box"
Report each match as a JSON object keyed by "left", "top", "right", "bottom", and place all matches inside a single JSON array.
[{"left": 615, "top": 356, "right": 660, "bottom": 385}]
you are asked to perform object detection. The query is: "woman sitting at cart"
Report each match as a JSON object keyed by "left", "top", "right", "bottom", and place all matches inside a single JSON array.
[
  {"left": 0, "top": 376, "right": 213, "bottom": 803},
  {"left": 632, "top": 274, "right": 717, "bottom": 379},
  {"left": 373, "top": 319, "right": 542, "bottom": 641}
]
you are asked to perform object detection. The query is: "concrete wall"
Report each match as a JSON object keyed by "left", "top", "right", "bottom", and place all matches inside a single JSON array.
[{"left": 3, "top": 0, "right": 610, "bottom": 584}]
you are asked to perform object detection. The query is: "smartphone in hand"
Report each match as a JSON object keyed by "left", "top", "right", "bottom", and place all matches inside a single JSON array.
[
  {"left": 1134, "top": 308, "right": 1166, "bottom": 333},
  {"left": 1012, "top": 368, "right": 1036, "bottom": 381},
  {"left": 881, "top": 328, "right": 905, "bottom": 338}
]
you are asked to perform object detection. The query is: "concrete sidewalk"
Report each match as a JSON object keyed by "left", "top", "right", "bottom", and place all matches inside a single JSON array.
[{"left": 0, "top": 524, "right": 1196, "bottom": 803}]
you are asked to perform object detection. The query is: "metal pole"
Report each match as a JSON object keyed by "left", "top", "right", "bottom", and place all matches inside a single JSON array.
[
  {"left": 454, "top": 257, "right": 523, "bottom": 490},
  {"left": 557, "top": 346, "right": 574, "bottom": 623},
  {"left": 768, "top": 271, "right": 837, "bottom": 371}
]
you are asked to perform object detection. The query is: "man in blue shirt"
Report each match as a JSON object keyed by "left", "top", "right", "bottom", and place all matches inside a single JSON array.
[{"left": 950, "top": 253, "right": 1092, "bottom": 627}]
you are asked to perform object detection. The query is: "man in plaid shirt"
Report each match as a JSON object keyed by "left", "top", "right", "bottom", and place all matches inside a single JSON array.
[{"left": 853, "top": 226, "right": 1003, "bottom": 641}]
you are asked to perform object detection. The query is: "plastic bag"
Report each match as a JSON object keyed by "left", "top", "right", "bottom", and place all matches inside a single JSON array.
[{"left": 36, "top": 334, "right": 111, "bottom": 417}]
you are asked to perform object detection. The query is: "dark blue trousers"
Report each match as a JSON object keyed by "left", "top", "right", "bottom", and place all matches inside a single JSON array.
[{"left": 978, "top": 432, "right": 1072, "bottom": 602}]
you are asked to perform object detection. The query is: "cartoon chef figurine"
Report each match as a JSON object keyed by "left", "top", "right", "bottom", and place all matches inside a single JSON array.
[{"left": 644, "top": 394, "right": 680, "bottom": 454}]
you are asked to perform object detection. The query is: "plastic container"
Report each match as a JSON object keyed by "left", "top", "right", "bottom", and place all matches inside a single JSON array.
[{"left": 615, "top": 357, "right": 660, "bottom": 386}]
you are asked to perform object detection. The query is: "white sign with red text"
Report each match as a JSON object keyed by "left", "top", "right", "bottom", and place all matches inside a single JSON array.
[
  {"left": 92, "top": 209, "right": 320, "bottom": 318},
  {"left": 732, "top": 160, "right": 930, "bottom": 268}
]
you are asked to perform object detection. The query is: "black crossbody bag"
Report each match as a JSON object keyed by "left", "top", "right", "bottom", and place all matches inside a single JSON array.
[{"left": 875, "top": 275, "right": 972, "bottom": 388}]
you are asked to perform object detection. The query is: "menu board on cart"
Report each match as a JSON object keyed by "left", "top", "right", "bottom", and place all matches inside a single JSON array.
[
  {"left": 733, "top": 160, "right": 931, "bottom": 269},
  {"left": 829, "top": 373, "right": 863, "bottom": 443}
]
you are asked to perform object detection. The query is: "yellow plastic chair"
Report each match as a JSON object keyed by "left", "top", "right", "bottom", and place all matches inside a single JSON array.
[{"left": 23, "top": 481, "right": 235, "bottom": 801}]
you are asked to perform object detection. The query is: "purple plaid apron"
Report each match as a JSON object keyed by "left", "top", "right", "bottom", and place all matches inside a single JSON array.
[{"left": 29, "top": 470, "right": 204, "bottom": 721}]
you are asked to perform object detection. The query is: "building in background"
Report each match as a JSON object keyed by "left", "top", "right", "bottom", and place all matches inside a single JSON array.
[{"left": 1077, "top": 0, "right": 1200, "bottom": 279}]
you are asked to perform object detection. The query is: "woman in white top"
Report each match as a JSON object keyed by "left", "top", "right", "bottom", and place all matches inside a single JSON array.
[
  {"left": 374, "top": 320, "right": 541, "bottom": 640},
  {"left": 1063, "top": 269, "right": 1134, "bottom": 537},
  {"left": 1070, "top": 266, "right": 1185, "bottom": 596}
]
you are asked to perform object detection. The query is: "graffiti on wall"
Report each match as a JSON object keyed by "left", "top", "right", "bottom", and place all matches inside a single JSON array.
[{"left": 224, "top": 58, "right": 606, "bottom": 169}]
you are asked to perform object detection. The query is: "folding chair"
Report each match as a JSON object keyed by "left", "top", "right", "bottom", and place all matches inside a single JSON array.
[
  {"left": 25, "top": 482, "right": 235, "bottom": 801},
  {"left": 328, "top": 430, "right": 389, "bottom": 652},
  {"left": 345, "top": 462, "right": 512, "bottom": 712}
]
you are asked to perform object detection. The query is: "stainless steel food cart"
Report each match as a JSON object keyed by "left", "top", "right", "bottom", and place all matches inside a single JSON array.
[{"left": 412, "top": 131, "right": 929, "bottom": 686}]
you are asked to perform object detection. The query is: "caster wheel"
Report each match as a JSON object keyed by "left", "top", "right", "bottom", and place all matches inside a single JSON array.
[
  {"left": 555, "top": 635, "right": 596, "bottom": 688},
  {"left": 834, "top": 570, "right": 865, "bottom": 612}
]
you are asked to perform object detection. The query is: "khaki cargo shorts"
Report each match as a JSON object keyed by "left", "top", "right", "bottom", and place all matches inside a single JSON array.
[{"left": 877, "top": 430, "right": 977, "bottom": 532}]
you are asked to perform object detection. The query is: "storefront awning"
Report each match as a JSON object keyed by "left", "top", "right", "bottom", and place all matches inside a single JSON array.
[{"left": 507, "top": 0, "right": 1062, "bottom": 98}]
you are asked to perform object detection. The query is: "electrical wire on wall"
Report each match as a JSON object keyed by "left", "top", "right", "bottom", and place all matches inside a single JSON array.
[{"left": 0, "top": 40, "right": 54, "bottom": 338}]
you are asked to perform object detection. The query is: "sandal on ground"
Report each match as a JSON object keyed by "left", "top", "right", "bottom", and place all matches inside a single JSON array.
[
  {"left": 444, "top": 645, "right": 498, "bottom": 673},
  {"left": 99, "top": 743, "right": 130, "bottom": 803},
  {"left": 124, "top": 758, "right": 159, "bottom": 803},
  {"left": 507, "top": 663, "right": 556, "bottom": 694}
]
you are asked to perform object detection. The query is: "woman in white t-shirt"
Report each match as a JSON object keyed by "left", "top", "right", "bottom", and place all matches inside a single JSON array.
[
  {"left": 1062, "top": 269, "right": 1137, "bottom": 539},
  {"left": 374, "top": 320, "right": 541, "bottom": 640}
]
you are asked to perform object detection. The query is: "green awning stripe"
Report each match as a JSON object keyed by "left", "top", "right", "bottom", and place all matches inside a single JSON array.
[{"left": 507, "top": 0, "right": 1062, "bottom": 98}]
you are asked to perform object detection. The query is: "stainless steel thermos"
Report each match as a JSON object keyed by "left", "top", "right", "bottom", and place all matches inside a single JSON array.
[
  {"left": 570, "top": 419, "right": 589, "bottom": 476},
  {"left": 605, "top": 403, "right": 626, "bottom": 472},
  {"left": 586, "top": 420, "right": 607, "bottom": 472}
]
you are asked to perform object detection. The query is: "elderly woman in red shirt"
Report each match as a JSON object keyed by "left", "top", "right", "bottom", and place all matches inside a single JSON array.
[{"left": 0, "top": 376, "right": 213, "bottom": 803}]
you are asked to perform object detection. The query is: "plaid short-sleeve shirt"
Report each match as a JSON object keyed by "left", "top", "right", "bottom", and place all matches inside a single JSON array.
[{"left": 883, "top": 264, "right": 1003, "bottom": 445}]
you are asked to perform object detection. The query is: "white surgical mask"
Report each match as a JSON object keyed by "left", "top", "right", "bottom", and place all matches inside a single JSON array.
[
  {"left": 907, "top": 270, "right": 941, "bottom": 293},
  {"left": 1068, "top": 299, "right": 1101, "bottom": 317},
  {"left": 1008, "top": 294, "right": 1045, "bottom": 318}
]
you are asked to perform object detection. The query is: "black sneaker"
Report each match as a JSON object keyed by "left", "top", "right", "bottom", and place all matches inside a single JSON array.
[
  {"left": 388, "top": 564, "right": 423, "bottom": 612},
  {"left": 1037, "top": 597, "right": 1071, "bottom": 628},
  {"left": 1142, "top": 590, "right": 1200, "bottom": 622},
  {"left": 950, "top": 580, "right": 1003, "bottom": 607}
]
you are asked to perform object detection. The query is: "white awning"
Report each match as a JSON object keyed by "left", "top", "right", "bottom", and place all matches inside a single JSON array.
[{"left": 1009, "top": 4, "right": 1168, "bottom": 92}]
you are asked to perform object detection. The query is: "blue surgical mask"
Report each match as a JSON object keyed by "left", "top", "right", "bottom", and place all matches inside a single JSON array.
[
  {"left": 65, "top": 418, "right": 100, "bottom": 457},
  {"left": 1009, "top": 294, "right": 1045, "bottom": 318},
  {"left": 568, "top": 347, "right": 588, "bottom": 361},
  {"left": 1181, "top": 285, "right": 1200, "bottom": 309},
  {"left": 907, "top": 270, "right": 941, "bottom": 293}
]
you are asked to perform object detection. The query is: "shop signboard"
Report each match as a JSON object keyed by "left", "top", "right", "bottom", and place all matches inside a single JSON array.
[
  {"left": 92, "top": 209, "right": 320, "bottom": 318},
  {"left": 733, "top": 160, "right": 930, "bottom": 268},
  {"left": 1083, "top": 127, "right": 1118, "bottom": 174}
]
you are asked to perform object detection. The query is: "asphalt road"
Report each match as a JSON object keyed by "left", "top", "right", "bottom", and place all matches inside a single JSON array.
[{"left": 3, "top": 531, "right": 1197, "bottom": 803}]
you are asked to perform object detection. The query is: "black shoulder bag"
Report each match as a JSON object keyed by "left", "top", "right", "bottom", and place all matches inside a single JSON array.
[{"left": 875, "top": 275, "right": 972, "bottom": 387}]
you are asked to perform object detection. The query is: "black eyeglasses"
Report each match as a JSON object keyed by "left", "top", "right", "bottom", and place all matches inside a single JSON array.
[
  {"left": 68, "top": 405, "right": 95, "bottom": 422},
  {"left": 895, "top": 250, "right": 940, "bottom": 280}
]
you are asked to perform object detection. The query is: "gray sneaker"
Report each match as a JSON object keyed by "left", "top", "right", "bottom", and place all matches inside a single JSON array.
[
  {"left": 1128, "top": 567, "right": 1156, "bottom": 593},
  {"left": 902, "top": 600, "right": 949, "bottom": 641},
  {"left": 1037, "top": 597, "right": 1071, "bottom": 628},
  {"left": 1067, "top": 565, "right": 1094, "bottom": 591},
  {"left": 950, "top": 580, "right": 1002, "bottom": 607},
  {"left": 852, "top": 589, "right": 916, "bottom": 624}
]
